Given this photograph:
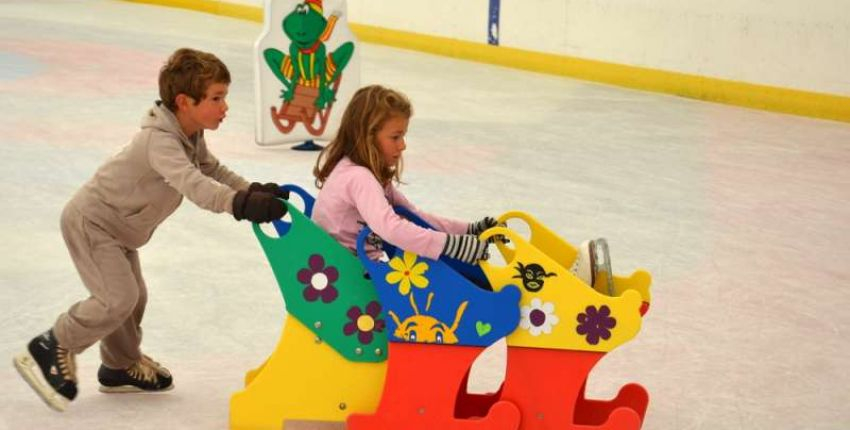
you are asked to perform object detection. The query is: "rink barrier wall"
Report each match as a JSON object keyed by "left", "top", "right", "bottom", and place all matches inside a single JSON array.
[{"left": 121, "top": 0, "right": 850, "bottom": 124}]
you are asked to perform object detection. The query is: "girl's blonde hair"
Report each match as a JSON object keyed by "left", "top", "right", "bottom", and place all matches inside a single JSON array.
[{"left": 314, "top": 85, "right": 413, "bottom": 188}]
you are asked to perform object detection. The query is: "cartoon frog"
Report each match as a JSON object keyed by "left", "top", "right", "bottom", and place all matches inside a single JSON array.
[{"left": 264, "top": 0, "right": 354, "bottom": 109}]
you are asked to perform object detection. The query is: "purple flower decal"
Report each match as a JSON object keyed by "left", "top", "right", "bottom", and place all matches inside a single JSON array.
[
  {"left": 297, "top": 254, "right": 339, "bottom": 303},
  {"left": 576, "top": 305, "right": 617, "bottom": 345},
  {"left": 343, "top": 301, "right": 386, "bottom": 345}
]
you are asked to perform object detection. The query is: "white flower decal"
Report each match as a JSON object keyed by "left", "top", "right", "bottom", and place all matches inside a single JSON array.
[{"left": 520, "top": 298, "right": 559, "bottom": 336}]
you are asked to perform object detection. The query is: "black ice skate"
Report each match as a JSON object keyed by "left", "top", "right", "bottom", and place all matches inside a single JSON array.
[
  {"left": 13, "top": 329, "right": 78, "bottom": 412},
  {"left": 98, "top": 354, "right": 173, "bottom": 393}
]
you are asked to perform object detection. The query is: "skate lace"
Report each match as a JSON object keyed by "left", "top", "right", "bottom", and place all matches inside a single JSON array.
[
  {"left": 141, "top": 354, "right": 171, "bottom": 378},
  {"left": 128, "top": 360, "right": 159, "bottom": 384},
  {"left": 569, "top": 258, "right": 580, "bottom": 275},
  {"left": 126, "top": 354, "right": 171, "bottom": 383},
  {"left": 569, "top": 255, "right": 586, "bottom": 279},
  {"left": 57, "top": 346, "right": 78, "bottom": 383}
]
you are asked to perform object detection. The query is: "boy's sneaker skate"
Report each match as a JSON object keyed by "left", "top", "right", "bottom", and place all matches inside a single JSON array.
[
  {"left": 570, "top": 238, "right": 616, "bottom": 296},
  {"left": 98, "top": 354, "right": 174, "bottom": 393},
  {"left": 13, "top": 329, "right": 78, "bottom": 412}
]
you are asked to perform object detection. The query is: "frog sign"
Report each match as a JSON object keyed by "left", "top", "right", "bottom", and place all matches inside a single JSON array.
[{"left": 254, "top": 0, "right": 360, "bottom": 145}]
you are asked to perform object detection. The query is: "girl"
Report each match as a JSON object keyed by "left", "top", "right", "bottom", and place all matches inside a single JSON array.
[{"left": 312, "top": 85, "right": 497, "bottom": 263}]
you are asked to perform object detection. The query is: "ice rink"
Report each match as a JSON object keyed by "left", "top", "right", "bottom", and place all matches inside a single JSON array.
[{"left": 1, "top": 1, "right": 849, "bottom": 429}]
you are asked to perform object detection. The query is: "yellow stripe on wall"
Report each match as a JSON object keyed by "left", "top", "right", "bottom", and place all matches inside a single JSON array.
[
  {"left": 121, "top": 0, "right": 850, "bottom": 124},
  {"left": 125, "top": 0, "right": 263, "bottom": 21}
]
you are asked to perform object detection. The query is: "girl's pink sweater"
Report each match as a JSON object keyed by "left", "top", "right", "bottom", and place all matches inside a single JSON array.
[{"left": 313, "top": 157, "right": 468, "bottom": 260}]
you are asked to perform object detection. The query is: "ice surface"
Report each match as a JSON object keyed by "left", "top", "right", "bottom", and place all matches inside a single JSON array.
[{"left": 1, "top": 1, "right": 849, "bottom": 429}]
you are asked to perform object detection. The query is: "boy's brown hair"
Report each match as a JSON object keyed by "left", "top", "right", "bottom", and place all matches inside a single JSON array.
[
  {"left": 158, "top": 48, "right": 231, "bottom": 112},
  {"left": 314, "top": 85, "right": 413, "bottom": 188}
]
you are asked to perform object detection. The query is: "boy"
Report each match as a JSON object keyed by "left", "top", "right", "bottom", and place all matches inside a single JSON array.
[{"left": 13, "top": 48, "right": 288, "bottom": 412}]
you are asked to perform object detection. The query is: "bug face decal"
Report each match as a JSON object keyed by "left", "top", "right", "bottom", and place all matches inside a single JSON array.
[{"left": 512, "top": 262, "right": 557, "bottom": 292}]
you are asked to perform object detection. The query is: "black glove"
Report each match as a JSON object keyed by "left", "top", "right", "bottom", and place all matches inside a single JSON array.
[
  {"left": 442, "top": 234, "right": 489, "bottom": 264},
  {"left": 232, "top": 190, "right": 287, "bottom": 223},
  {"left": 467, "top": 216, "right": 498, "bottom": 235},
  {"left": 248, "top": 182, "right": 290, "bottom": 200},
  {"left": 467, "top": 216, "right": 508, "bottom": 244}
]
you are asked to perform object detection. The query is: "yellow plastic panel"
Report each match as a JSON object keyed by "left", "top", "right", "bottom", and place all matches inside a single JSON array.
[
  {"left": 230, "top": 315, "right": 386, "bottom": 430},
  {"left": 480, "top": 227, "right": 643, "bottom": 353},
  {"left": 496, "top": 211, "right": 652, "bottom": 305}
]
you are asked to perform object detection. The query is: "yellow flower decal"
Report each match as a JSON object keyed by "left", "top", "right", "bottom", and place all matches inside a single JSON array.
[{"left": 385, "top": 251, "right": 430, "bottom": 295}]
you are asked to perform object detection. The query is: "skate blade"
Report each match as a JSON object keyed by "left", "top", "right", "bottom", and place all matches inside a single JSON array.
[
  {"left": 13, "top": 352, "right": 69, "bottom": 412},
  {"left": 593, "top": 238, "right": 615, "bottom": 296},
  {"left": 98, "top": 383, "right": 175, "bottom": 394}
]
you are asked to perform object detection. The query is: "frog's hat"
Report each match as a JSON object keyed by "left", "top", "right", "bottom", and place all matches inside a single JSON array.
[{"left": 306, "top": 0, "right": 322, "bottom": 14}]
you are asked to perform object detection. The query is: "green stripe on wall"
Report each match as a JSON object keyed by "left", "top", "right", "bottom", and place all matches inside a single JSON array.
[{"left": 122, "top": 0, "right": 850, "bottom": 123}]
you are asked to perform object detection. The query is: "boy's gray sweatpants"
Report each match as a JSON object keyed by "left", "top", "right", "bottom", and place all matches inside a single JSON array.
[{"left": 52, "top": 204, "right": 147, "bottom": 369}]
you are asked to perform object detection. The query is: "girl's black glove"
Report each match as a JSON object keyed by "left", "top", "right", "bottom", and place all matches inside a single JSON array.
[
  {"left": 467, "top": 216, "right": 498, "bottom": 236},
  {"left": 467, "top": 216, "right": 509, "bottom": 244}
]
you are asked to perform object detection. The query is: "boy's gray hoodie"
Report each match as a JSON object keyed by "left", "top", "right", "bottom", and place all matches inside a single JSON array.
[{"left": 68, "top": 102, "right": 249, "bottom": 249}]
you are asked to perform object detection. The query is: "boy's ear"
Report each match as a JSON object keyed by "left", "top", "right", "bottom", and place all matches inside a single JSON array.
[{"left": 174, "top": 93, "right": 193, "bottom": 111}]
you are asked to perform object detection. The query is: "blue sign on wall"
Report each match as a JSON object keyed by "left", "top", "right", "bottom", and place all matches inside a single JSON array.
[{"left": 488, "top": 0, "right": 500, "bottom": 45}]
